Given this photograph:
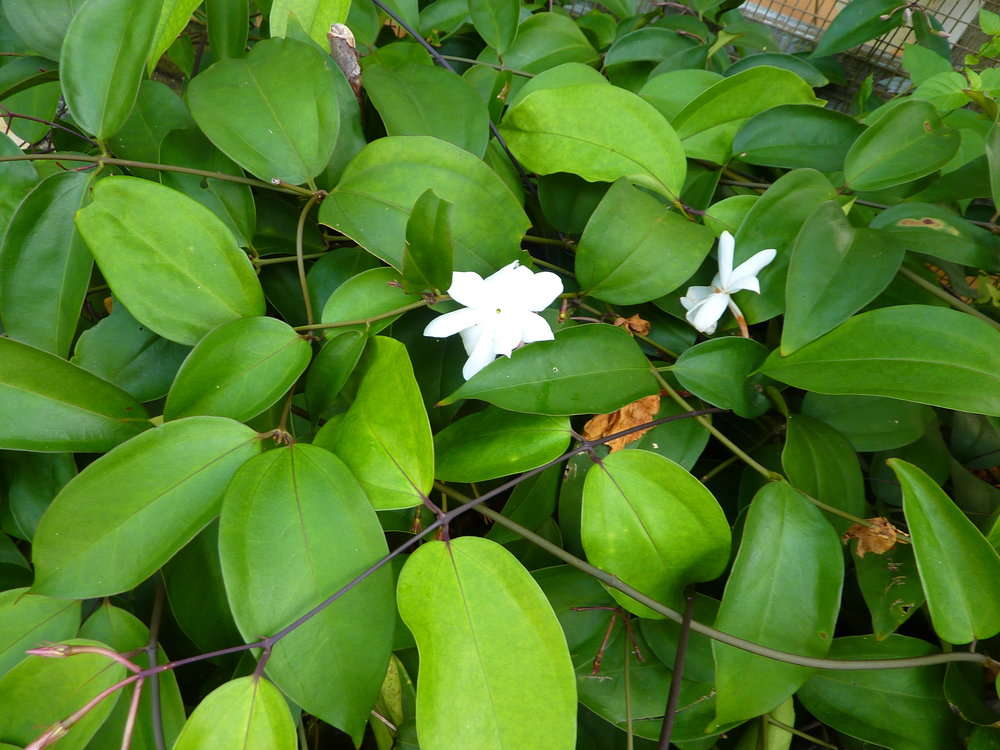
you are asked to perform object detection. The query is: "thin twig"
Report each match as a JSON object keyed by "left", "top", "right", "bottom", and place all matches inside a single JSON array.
[
  {"left": 658, "top": 593, "right": 695, "bottom": 749},
  {"left": 145, "top": 580, "right": 166, "bottom": 750},
  {"left": 898, "top": 265, "right": 1000, "bottom": 331},
  {"left": 296, "top": 193, "right": 324, "bottom": 326}
]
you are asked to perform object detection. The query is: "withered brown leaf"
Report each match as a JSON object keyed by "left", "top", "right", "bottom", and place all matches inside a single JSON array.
[
  {"left": 613, "top": 314, "right": 651, "bottom": 336},
  {"left": 583, "top": 395, "right": 660, "bottom": 452},
  {"left": 843, "top": 517, "right": 901, "bottom": 558}
]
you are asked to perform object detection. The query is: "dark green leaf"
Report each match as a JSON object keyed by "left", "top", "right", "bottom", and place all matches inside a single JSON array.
[
  {"left": 497, "top": 12, "right": 598, "bottom": 73},
  {"left": 320, "top": 266, "right": 417, "bottom": 336},
  {"left": 725, "top": 53, "right": 828, "bottom": 85},
  {"left": 855, "top": 540, "right": 924, "bottom": 639},
  {"left": 811, "top": 0, "right": 902, "bottom": 57},
  {"left": 0, "top": 587, "right": 79, "bottom": 677},
  {"left": 628, "top": 397, "right": 710, "bottom": 470},
  {"left": 304, "top": 330, "right": 366, "bottom": 421},
  {"left": 988, "top": 124, "right": 1000, "bottom": 211},
  {"left": 469, "top": 0, "right": 517, "bottom": 54},
  {"left": 402, "top": 189, "right": 454, "bottom": 294},
  {"left": 2, "top": 0, "right": 87, "bottom": 60},
  {"left": 106, "top": 80, "right": 193, "bottom": 178},
  {"left": 733, "top": 105, "right": 863, "bottom": 172},
  {"left": 0, "top": 136, "right": 37, "bottom": 231},
  {"left": 869, "top": 202, "right": 1000, "bottom": 270},
  {"left": 1, "top": 451, "right": 75, "bottom": 539},
  {"left": 672, "top": 337, "right": 770, "bottom": 418},
  {"left": 801, "top": 393, "right": 935, "bottom": 452},
  {"left": 206, "top": 0, "right": 249, "bottom": 59},
  {"left": 487, "top": 464, "right": 561, "bottom": 544},
  {"left": 0, "top": 56, "right": 58, "bottom": 100}
]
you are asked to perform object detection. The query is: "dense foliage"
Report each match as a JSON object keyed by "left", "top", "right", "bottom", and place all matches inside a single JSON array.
[{"left": 1, "top": 0, "right": 1000, "bottom": 748}]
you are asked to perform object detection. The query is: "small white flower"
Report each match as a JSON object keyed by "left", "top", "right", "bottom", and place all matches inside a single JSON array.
[
  {"left": 423, "top": 261, "right": 563, "bottom": 380},
  {"left": 680, "top": 231, "right": 776, "bottom": 335}
]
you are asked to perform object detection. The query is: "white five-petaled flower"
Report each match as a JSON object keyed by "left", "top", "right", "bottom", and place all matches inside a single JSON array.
[
  {"left": 423, "top": 261, "right": 564, "bottom": 380},
  {"left": 680, "top": 231, "right": 777, "bottom": 335}
]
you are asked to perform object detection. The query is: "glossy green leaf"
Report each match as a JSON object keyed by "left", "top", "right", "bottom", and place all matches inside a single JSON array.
[
  {"left": 32, "top": 416, "right": 261, "bottom": 598},
  {"left": 639, "top": 69, "right": 723, "bottom": 122},
  {"left": 732, "top": 104, "right": 864, "bottom": 171},
  {"left": 712, "top": 481, "right": 843, "bottom": 727},
  {"left": 782, "top": 414, "right": 866, "bottom": 533},
  {"left": 402, "top": 189, "right": 454, "bottom": 294},
  {"left": 725, "top": 52, "right": 828, "bottom": 85},
  {"left": 988, "top": 124, "right": 1000, "bottom": 211},
  {"left": 270, "top": 0, "right": 349, "bottom": 46},
  {"left": 497, "top": 12, "right": 598, "bottom": 73},
  {"left": 0, "top": 136, "right": 38, "bottom": 231},
  {"left": 164, "top": 316, "right": 310, "bottom": 421},
  {"left": 731, "top": 168, "right": 839, "bottom": 323},
  {"left": 0, "top": 587, "right": 79, "bottom": 677},
  {"left": 0, "top": 170, "right": 92, "bottom": 356},
  {"left": 0, "top": 336, "right": 148, "bottom": 452},
  {"left": 703, "top": 194, "right": 757, "bottom": 236},
  {"left": 628, "top": 397, "right": 710, "bottom": 470},
  {"left": 148, "top": 0, "right": 202, "bottom": 71},
  {"left": 220, "top": 444, "right": 394, "bottom": 741},
  {"left": 469, "top": 0, "right": 517, "bottom": 54},
  {"left": 434, "top": 407, "right": 571, "bottom": 482},
  {"left": 105, "top": 80, "right": 193, "bottom": 179},
  {"left": 2, "top": 451, "right": 75, "bottom": 540},
  {"left": 487, "top": 464, "right": 561, "bottom": 545},
  {"left": 855, "top": 541, "right": 925, "bottom": 639},
  {"left": 761, "top": 306, "right": 1000, "bottom": 417},
  {"left": 583, "top": 450, "right": 731, "bottom": 617},
  {"left": 500, "top": 83, "right": 687, "bottom": 200},
  {"left": 316, "top": 337, "right": 433, "bottom": 509},
  {"left": 187, "top": 37, "right": 340, "bottom": 185},
  {"left": 71, "top": 301, "right": 190, "bottom": 402},
  {"left": 0, "top": 56, "right": 58, "bottom": 100},
  {"left": 365, "top": 61, "right": 489, "bottom": 158},
  {"left": 844, "top": 100, "right": 959, "bottom": 192},
  {"left": 672, "top": 337, "right": 770, "bottom": 418},
  {"left": 0, "top": 638, "right": 125, "bottom": 750},
  {"left": 890, "top": 458, "right": 1000, "bottom": 643},
  {"left": 782, "top": 201, "right": 904, "bottom": 354},
  {"left": 869, "top": 202, "right": 1000, "bottom": 270},
  {"left": 441, "top": 324, "right": 659, "bottom": 416},
  {"left": 305, "top": 330, "right": 366, "bottom": 420},
  {"left": 801, "top": 393, "right": 934, "bottom": 452},
  {"left": 810, "top": 0, "right": 901, "bottom": 57},
  {"left": 576, "top": 179, "right": 714, "bottom": 304},
  {"left": 79, "top": 604, "right": 185, "bottom": 750},
  {"left": 320, "top": 266, "right": 417, "bottom": 336},
  {"left": 59, "top": 0, "right": 160, "bottom": 139},
  {"left": 507, "top": 62, "right": 608, "bottom": 110},
  {"left": 397, "top": 537, "right": 576, "bottom": 750},
  {"left": 172, "top": 676, "right": 296, "bottom": 750},
  {"left": 319, "top": 136, "right": 528, "bottom": 275},
  {"left": 306, "top": 246, "right": 381, "bottom": 313},
  {"left": 797, "top": 635, "right": 956, "bottom": 750},
  {"left": 75, "top": 176, "right": 265, "bottom": 345},
  {"left": 1, "top": 0, "right": 86, "bottom": 60}
]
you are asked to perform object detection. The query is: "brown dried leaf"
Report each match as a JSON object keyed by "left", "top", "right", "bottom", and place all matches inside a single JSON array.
[
  {"left": 843, "top": 517, "right": 901, "bottom": 558},
  {"left": 613, "top": 314, "right": 651, "bottom": 336},
  {"left": 582, "top": 395, "right": 660, "bottom": 452}
]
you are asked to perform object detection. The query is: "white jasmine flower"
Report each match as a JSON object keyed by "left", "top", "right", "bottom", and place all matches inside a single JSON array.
[
  {"left": 680, "top": 231, "right": 776, "bottom": 336},
  {"left": 423, "top": 261, "right": 563, "bottom": 380}
]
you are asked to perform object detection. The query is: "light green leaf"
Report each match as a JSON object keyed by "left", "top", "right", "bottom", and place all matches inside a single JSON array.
[
  {"left": 187, "top": 37, "right": 341, "bottom": 185},
  {"left": 172, "top": 677, "right": 296, "bottom": 750},
  {"left": 0, "top": 588, "right": 79, "bottom": 678},
  {"left": 582, "top": 449, "right": 731, "bottom": 617},
  {"left": 890, "top": 458, "right": 1000, "bottom": 643},
  {"left": 397, "top": 537, "right": 576, "bottom": 750},
  {"left": 441, "top": 324, "right": 659, "bottom": 416},
  {"left": 59, "top": 0, "right": 161, "bottom": 139},
  {"left": 500, "top": 83, "right": 687, "bottom": 200},
  {"left": 712, "top": 481, "right": 843, "bottom": 727},
  {"left": 988, "top": 124, "right": 1000, "bottom": 211},
  {"left": 32, "top": 416, "right": 261, "bottom": 598},
  {"left": 320, "top": 266, "right": 418, "bottom": 336},
  {"left": 761, "top": 305, "right": 1000, "bottom": 417},
  {"left": 469, "top": 0, "right": 517, "bottom": 54},
  {"left": 270, "top": 0, "right": 351, "bottom": 47},
  {"left": 672, "top": 337, "right": 770, "bottom": 419},
  {"left": 148, "top": 0, "right": 202, "bottom": 71},
  {"left": 0, "top": 336, "right": 148, "bottom": 452},
  {"left": 220, "top": 444, "right": 394, "bottom": 742},
  {"left": 1, "top": 0, "right": 87, "bottom": 60},
  {"left": 319, "top": 136, "right": 528, "bottom": 275},
  {"left": 75, "top": 176, "right": 265, "bottom": 346},
  {"left": 639, "top": 69, "right": 723, "bottom": 122},
  {"left": 316, "top": 337, "right": 433, "bottom": 509},
  {"left": 507, "top": 62, "right": 608, "bottom": 109}
]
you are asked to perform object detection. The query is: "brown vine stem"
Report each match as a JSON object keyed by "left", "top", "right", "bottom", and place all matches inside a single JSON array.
[
  {"left": 657, "top": 592, "right": 695, "bottom": 749},
  {"left": 0, "top": 153, "right": 314, "bottom": 196},
  {"left": 439, "top": 55, "right": 534, "bottom": 78}
]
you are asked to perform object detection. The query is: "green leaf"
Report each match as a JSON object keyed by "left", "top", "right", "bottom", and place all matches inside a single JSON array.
[
  {"left": 164, "top": 316, "right": 310, "bottom": 421},
  {"left": 0, "top": 588, "right": 79, "bottom": 678},
  {"left": 782, "top": 201, "right": 904, "bottom": 354},
  {"left": 890, "top": 458, "right": 1000, "bottom": 643},
  {"left": 0, "top": 56, "right": 59, "bottom": 100},
  {"left": 732, "top": 105, "right": 863, "bottom": 172},
  {"left": 507, "top": 62, "right": 608, "bottom": 110},
  {"left": 32, "top": 416, "right": 260, "bottom": 598},
  {"left": 1, "top": 451, "right": 76, "bottom": 540},
  {"left": 365, "top": 61, "right": 490, "bottom": 158},
  {"left": 797, "top": 635, "right": 957, "bottom": 750},
  {"left": 441, "top": 324, "right": 659, "bottom": 416},
  {"left": 220, "top": 444, "right": 394, "bottom": 742},
  {"left": 172, "top": 676, "right": 296, "bottom": 750},
  {"left": 148, "top": 0, "right": 202, "bottom": 71},
  {"left": 187, "top": 37, "right": 340, "bottom": 185},
  {"left": 105, "top": 80, "right": 194, "bottom": 179},
  {"left": 671, "top": 66, "right": 824, "bottom": 163},
  {"left": 869, "top": 202, "right": 1000, "bottom": 270},
  {"left": 397, "top": 537, "right": 576, "bottom": 750},
  {"left": 75, "top": 176, "right": 265, "bottom": 346},
  {"left": 760, "top": 305, "right": 1000, "bottom": 417},
  {"left": 500, "top": 83, "right": 687, "bottom": 200},
  {"left": 2, "top": 0, "right": 87, "bottom": 60},
  {"left": 0, "top": 136, "right": 38, "bottom": 232},
  {"left": 0, "top": 336, "right": 148, "bottom": 452},
  {"left": 855, "top": 541, "right": 925, "bottom": 639},
  {"left": 576, "top": 179, "right": 714, "bottom": 304},
  {"left": 901, "top": 44, "right": 953, "bottom": 86},
  {"left": 712, "top": 481, "right": 843, "bottom": 728},
  {"left": 811, "top": 0, "right": 902, "bottom": 57},
  {"left": 672, "top": 337, "right": 770, "bottom": 418},
  {"left": 270, "top": 0, "right": 350, "bottom": 47},
  {"left": 469, "top": 0, "right": 517, "bottom": 54},
  {"left": 582, "top": 449, "right": 731, "bottom": 617},
  {"left": 801, "top": 392, "right": 935, "bottom": 452},
  {"left": 498, "top": 12, "right": 598, "bottom": 73},
  {"left": 316, "top": 337, "right": 433, "bottom": 509},
  {"left": 206, "top": 0, "right": 249, "bottom": 59},
  {"left": 731, "top": 168, "right": 839, "bottom": 323},
  {"left": 319, "top": 136, "right": 529, "bottom": 275},
  {"left": 912, "top": 71, "right": 969, "bottom": 112},
  {"left": 725, "top": 53, "right": 828, "bottom": 85},
  {"left": 0, "top": 170, "right": 92, "bottom": 356},
  {"left": 434, "top": 406, "right": 571, "bottom": 482},
  {"left": 639, "top": 69, "right": 723, "bottom": 122},
  {"left": 402, "top": 189, "right": 454, "bottom": 294},
  {"left": 320, "top": 266, "right": 417, "bottom": 336},
  {"left": 59, "top": 0, "right": 161, "bottom": 139},
  {"left": 487, "top": 464, "right": 561, "bottom": 544},
  {"left": 0, "top": 638, "right": 125, "bottom": 750},
  {"left": 628, "top": 397, "right": 710, "bottom": 470},
  {"left": 305, "top": 330, "right": 366, "bottom": 420},
  {"left": 782, "top": 415, "right": 866, "bottom": 533},
  {"left": 988, "top": 124, "right": 1000, "bottom": 212},
  {"left": 844, "top": 100, "right": 960, "bottom": 192}
]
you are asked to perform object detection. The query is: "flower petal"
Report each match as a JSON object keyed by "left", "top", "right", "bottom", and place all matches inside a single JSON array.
[
  {"left": 680, "top": 285, "right": 714, "bottom": 310},
  {"left": 423, "top": 307, "right": 484, "bottom": 339},
  {"left": 447, "top": 271, "right": 489, "bottom": 308},
  {"left": 521, "top": 271, "right": 564, "bottom": 312},
  {"left": 715, "top": 231, "right": 736, "bottom": 287},
  {"left": 460, "top": 324, "right": 483, "bottom": 356},
  {"left": 685, "top": 292, "right": 729, "bottom": 334},
  {"left": 726, "top": 248, "right": 777, "bottom": 293},
  {"left": 462, "top": 326, "right": 498, "bottom": 380},
  {"left": 518, "top": 311, "right": 555, "bottom": 344},
  {"left": 492, "top": 313, "right": 524, "bottom": 357},
  {"left": 484, "top": 261, "right": 532, "bottom": 301}
]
